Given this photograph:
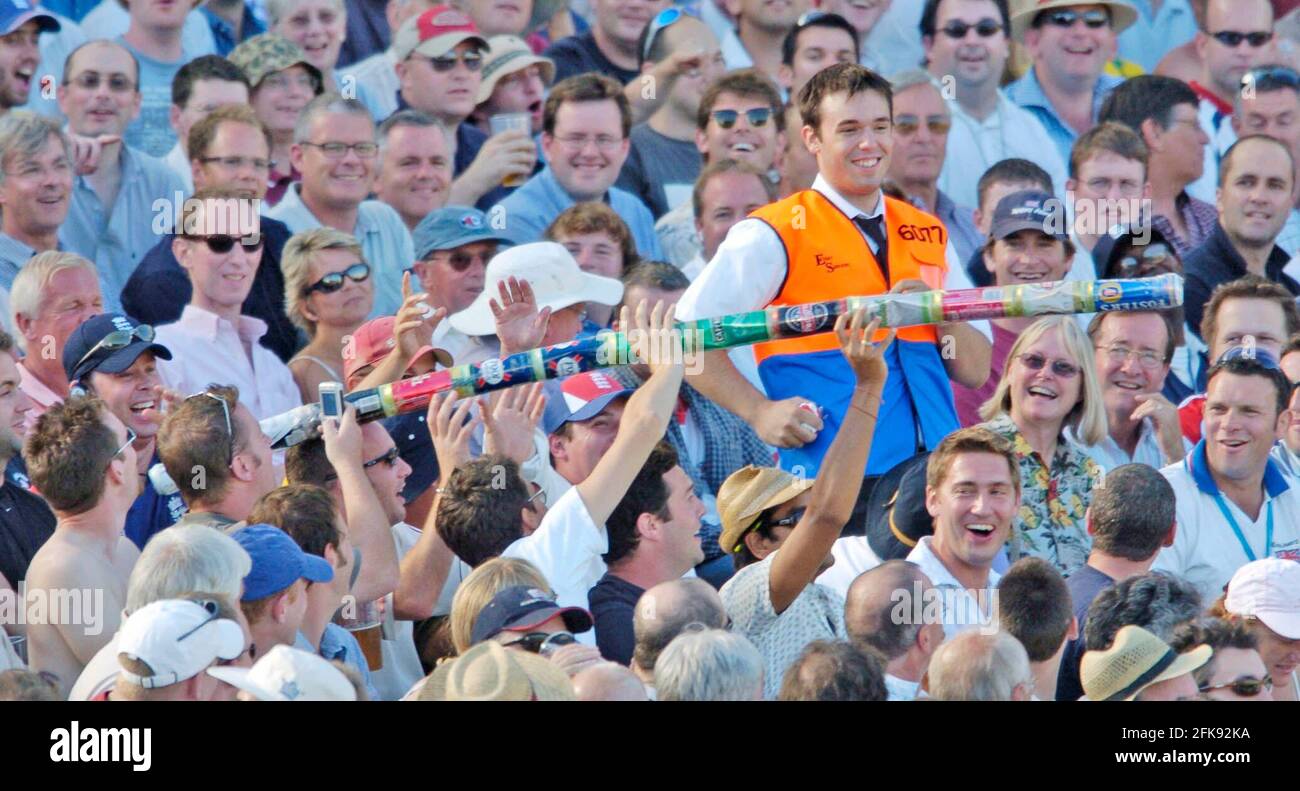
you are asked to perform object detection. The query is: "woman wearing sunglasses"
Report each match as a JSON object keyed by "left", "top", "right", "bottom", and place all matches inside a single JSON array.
[
  {"left": 978, "top": 316, "right": 1106, "bottom": 577},
  {"left": 1211, "top": 558, "right": 1300, "bottom": 702},
  {"left": 282, "top": 228, "right": 374, "bottom": 402}
]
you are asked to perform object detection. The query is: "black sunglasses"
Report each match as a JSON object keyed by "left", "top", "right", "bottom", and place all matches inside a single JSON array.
[
  {"left": 1211, "top": 30, "right": 1273, "bottom": 48},
  {"left": 1199, "top": 676, "right": 1273, "bottom": 697},
  {"left": 1037, "top": 8, "right": 1108, "bottom": 29},
  {"left": 711, "top": 108, "right": 772, "bottom": 129},
  {"left": 304, "top": 262, "right": 369, "bottom": 295},
  {"left": 762, "top": 506, "right": 806, "bottom": 530},
  {"left": 362, "top": 446, "right": 400, "bottom": 469},
  {"left": 183, "top": 234, "right": 264, "bottom": 254},
  {"left": 1117, "top": 243, "right": 1176, "bottom": 276},
  {"left": 72, "top": 324, "right": 155, "bottom": 375},
  {"left": 1018, "top": 352, "right": 1080, "bottom": 378},
  {"left": 504, "top": 631, "right": 576, "bottom": 654},
  {"left": 423, "top": 51, "right": 483, "bottom": 73},
  {"left": 939, "top": 17, "right": 1002, "bottom": 39}
]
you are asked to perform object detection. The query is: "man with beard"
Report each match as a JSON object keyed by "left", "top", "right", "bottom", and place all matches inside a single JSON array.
[
  {"left": 62, "top": 314, "right": 186, "bottom": 549},
  {"left": 0, "top": 0, "right": 59, "bottom": 115}
]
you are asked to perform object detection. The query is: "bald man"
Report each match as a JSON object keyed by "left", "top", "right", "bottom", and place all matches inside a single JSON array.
[
  {"left": 925, "top": 630, "right": 1034, "bottom": 702},
  {"left": 572, "top": 662, "right": 650, "bottom": 701},
  {"left": 844, "top": 560, "right": 945, "bottom": 701},
  {"left": 631, "top": 578, "right": 727, "bottom": 687}
]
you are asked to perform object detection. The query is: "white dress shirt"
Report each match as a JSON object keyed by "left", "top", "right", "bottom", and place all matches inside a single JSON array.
[
  {"left": 1074, "top": 417, "right": 1190, "bottom": 472},
  {"left": 155, "top": 304, "right": 303, "bottom": 420},
  {"left": 1185, "top": 96, "right": 1237, "bottom": 205},
  {"left": 905, "top": 536, "right": 1001, "bottom": 640},
  {"left": 938, "top": 91, "right": 1070, "bottom": 211}
]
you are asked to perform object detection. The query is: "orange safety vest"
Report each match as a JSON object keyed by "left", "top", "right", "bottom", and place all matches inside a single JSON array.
[{"left": 748, "top": 189, "right": 960, "bottom": 476}]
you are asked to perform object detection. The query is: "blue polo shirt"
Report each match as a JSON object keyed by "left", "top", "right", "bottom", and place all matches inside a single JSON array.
[
  {"left": 124, "top": 450, "right": 187, "bottom": 550},
  {"left": 1005, "top": 68, "right": 1124, "bottom": 166}
]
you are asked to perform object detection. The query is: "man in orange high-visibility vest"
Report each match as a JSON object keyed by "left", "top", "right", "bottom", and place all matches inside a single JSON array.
[{"left": 677, "top": 63, "right": 992, "bottom": 527}]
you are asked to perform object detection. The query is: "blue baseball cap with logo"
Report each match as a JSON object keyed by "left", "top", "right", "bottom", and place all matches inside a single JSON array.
[
  {"left": 990, "top": 189, "right": 1069, "bottom": 242},
  {"left": 411, "top": 206, "right": 512, "bottom": 261},
  {"left": 0, "top": 0, "right": 59, "bottom": 34},
  {"left": 63, "top": 313, "right": 173, "bottom": 384},
  {"left": 232, "top": 524, "right": 334, "bottom": 601}
]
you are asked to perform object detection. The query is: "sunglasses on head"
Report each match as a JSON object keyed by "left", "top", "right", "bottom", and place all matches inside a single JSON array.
[
  {"left": 642, "top": 6, "right": 692, "bottom": 62},
  {"left": 1211, "top": 30, "right": 1273, "bottom": 48},
  {"left": 1117, "top": 243, "right": 1176, "bottom": 275},
  {"left": 504, "top": 631, "right": 576, "bottom": 654},
  {"left": 1036, "top": 8, "right": 1108, "bottom": 29},
  {"left": 1018, "top": 352, "right": 1080, "bottom": 378},
  {"left": 711, "top": 107, "right": 772, "bottom": 129},
  {"left": 939, "top": 17, "right": 1002, "bottom": 39},
  {"left": 304, "top": 262, "right": 369, "bottom": 295},
  {"left": 1199, "top": 676, "right": 1273, "bottom": 697},
  {"left": 1244, "top": 65, "right": 1300, "bottom": 90},
  {"left": 183, "top": 234, "right": 264, "bottom": 254},
  {"left": 72, "top": 324, "right": 155, "bottom": 375},
  {"left": 186, "top": 386, "right": 236, "bottom": 465}
]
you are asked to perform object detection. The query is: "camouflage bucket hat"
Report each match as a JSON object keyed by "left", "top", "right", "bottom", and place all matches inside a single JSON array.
[{"left": 229, "top": 33, "right": 324, "bottom": 92}]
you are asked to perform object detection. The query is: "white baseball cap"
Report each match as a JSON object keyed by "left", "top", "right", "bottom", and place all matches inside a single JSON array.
[
  {"left": 207, "top": 644, "right": 357, "bottom": 701},
  {"left": 1226, "top": 558, "right": 1300, "bottom": 640},
  {"left": 116, "top": 599, "right": 246, "bottom": 689},
  {"left": 448, "top": 241, "right": 624, "bottom": 337}
]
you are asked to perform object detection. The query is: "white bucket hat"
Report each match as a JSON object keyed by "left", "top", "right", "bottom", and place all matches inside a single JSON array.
[{"left": 448, "top": 241, "right": 624, "bottom": 337}]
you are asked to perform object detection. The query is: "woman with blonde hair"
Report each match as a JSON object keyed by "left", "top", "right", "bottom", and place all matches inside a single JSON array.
[
  {"left": 979, "top": 316, "right": 1105, "bottom": 576},
  {"left": 447, "top": 557, "right": 552, "bottom": 656},
  {"left": 281, "top": 227, "right": 374, "bottom": 401}
]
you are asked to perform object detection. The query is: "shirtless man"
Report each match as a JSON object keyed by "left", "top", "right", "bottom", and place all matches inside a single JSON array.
[{"left": 23, "top": 397, "right": 142, "bottom": 698}]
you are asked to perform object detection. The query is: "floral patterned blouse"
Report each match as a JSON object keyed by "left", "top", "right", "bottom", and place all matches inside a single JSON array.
[{"left": 981, "top": 414, "right": 1102, "bottom": 577}]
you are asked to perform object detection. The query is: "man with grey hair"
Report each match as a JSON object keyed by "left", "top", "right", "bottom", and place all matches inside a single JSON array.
[
  {"left": 66, "top": 523, "right": 253, "bottom": 700},
  {"left": 267, "top": 93, "right": 412, "bottom": 317},
  {"left": 631, "top": 577, "right": 727, "bottom": 690},
  {"left": 844, "top": 560, "right": 945, "bottom": 701},
  {"left": 58, "top": 40, "right": 187, "bottom": 312},
  {"left": 572, "top": 662, "right": 650, "bottom": 701},
  {"left": 926, "top": 629, "right": 1034, "bottom": 701},
  {"left": 1055, "top": 464, "right": 1178, "bottom": 700},
  {"left": 886, "top": 70, "right": 981, "bottom": 265},
  {"left": 11, "top": 251, "right": 103, "bottom": 427},
  {"left": 0, "top": 112, "right": 73, "bottom": 330},
  {"left": 375, "top": 110, "right": 453, "bottom": 231},
  {"left": 654, "top": 628, "right": 765, "bottom": 702}
]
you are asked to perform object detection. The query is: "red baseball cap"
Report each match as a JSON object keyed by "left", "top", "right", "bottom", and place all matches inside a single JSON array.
[
  {"left": 343, "top": 316, "right": 453, "bottom": 389},
  {"left": 392, "top": 5, "right": 488, "bottom": 60}
]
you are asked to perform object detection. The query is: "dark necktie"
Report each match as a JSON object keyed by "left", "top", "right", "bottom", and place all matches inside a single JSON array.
[{"left": 855, "top": 215, "right": 890, "bottom": 283}]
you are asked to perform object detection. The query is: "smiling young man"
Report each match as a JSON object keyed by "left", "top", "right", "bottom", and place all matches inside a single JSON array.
[
  {"left": 0, "top": 0, "right": 59, "bottom": 115},
  {"left": 62, "top": 313, "right": 185, "bottom": 550},
  {"left": 905, "top": 426, "right": 1018, "bottom": 639},
  {"left": 776, "top": 11, "right": 858, "bottom": 102},
  {"left": 679, "top": 63, "right": 990, "bottom": 520},
  {"left": 1182, "top": 135, "right": 1300, "bottom": 336},
  {"left": 1153, "top": 350, "right": 1300, "bottom": 605},
  {"left": 374, "top": 110, "right": 452, "bottom": 232}
]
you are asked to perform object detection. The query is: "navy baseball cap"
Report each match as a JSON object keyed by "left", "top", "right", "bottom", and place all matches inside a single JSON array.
[
  {"left": 1091, "top": 223, "right": 1178, "bottom": 280},
  {"left": 411, "top": 206, "right": 512, "bottom": 261},
  {"left": 0, "top": 0, "right": 59, "bottom": 34},
  {"left": 232, "top": 524, "right": 334, "bottom": 601},
  {"left": 470, "top": 585, "right": 593, "bottom": 644},
  {"left": 541, "top": 371, "right": 634, "bottom": 435},
  {"left": 864, "top": 452, "right": 933, "bottom": 559},
  {"left": 63, "top": 313, "right": 173, "bottom": 384},
  {"left": 989, "top": 189, "right": 1069, "bottom": 242}
]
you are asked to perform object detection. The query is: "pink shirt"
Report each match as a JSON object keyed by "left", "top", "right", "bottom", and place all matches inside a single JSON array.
[
  {"left": 18, "top": 360, "right": 64, "bottom": 432},
  {"left": 155, "top": 305, "right": 302, "bottom": 421}
]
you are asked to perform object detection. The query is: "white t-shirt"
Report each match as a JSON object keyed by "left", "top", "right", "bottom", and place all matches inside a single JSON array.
[
  {"left": 814, "top": 536, "right": 882, "bottom": 600},
  {"left": 1152, "top": 448, "right": 1300, "bottom": 604},
  {"left": 502, "top": 487, "right": 607, "bottom": 646},
  {"left": 885, "top": 673, "right": 921, "bottom": 701}
]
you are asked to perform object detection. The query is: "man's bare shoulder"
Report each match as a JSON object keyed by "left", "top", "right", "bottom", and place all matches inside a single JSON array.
[{"left": 26, "top": 531, "right": 136, "bottom": 590}]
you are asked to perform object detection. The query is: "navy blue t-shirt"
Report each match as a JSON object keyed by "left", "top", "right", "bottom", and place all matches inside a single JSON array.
[
  {"left": 1056, "top": 564, "right": 1116, "bottom": 702},
  {"left": 123, "top": 450, "right": 188, "bottom": 550},
  {"left": 0, "top": 478, "right": 56, "bottom": 586},
  {"left": 588, "top": 572, "right": 644, "bottom": 666}
]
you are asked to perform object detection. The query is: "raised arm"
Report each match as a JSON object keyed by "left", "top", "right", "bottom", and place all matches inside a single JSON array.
[
  {"left": 574, "top": 300, "right": 684, "bottom": 526},
  {"left": 768, "top": 309, "right": 891, "bottom": 614},
  {"left": 322, "top": 406, "right": 399, "bottom": 604}
]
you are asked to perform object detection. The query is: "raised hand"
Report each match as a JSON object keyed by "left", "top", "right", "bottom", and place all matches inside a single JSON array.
[
  {"left": 835, "top": 309, "right": 893, "bottom": 389},
  {"left": 393, "top": 271, "right": 445, "bottom": 361},
  {"left": 622, "top": 299, "right": 682, "bottom": 379},
  {"left": 482, "top": 382, "right": 547, "bottom": 465},
  {"left": 321, "top": 403, "right": 364, "bottom": 470},
  {"left": 491, "top": 276, "right": 550, "bottom": 356},
  {"left": 426, "top": 390, "right": 478, "bottom": 478}
]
